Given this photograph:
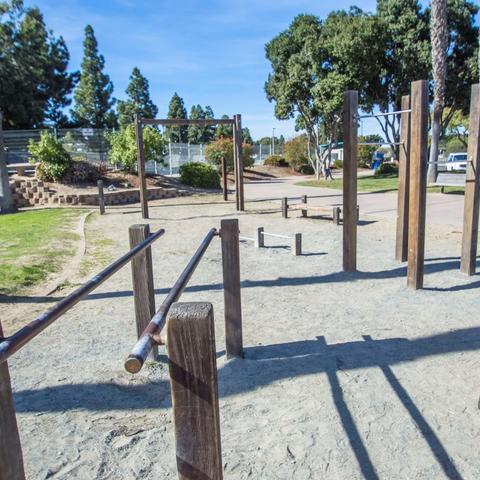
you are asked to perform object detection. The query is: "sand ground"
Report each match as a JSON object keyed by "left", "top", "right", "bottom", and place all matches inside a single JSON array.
[{"left": 4, "top": 193, "right": 480, "bottom": 479}]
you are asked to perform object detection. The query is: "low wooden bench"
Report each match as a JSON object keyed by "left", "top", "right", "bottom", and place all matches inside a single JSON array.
[{"left": 281, "top": 196, "right": 359, "bottom": 225}]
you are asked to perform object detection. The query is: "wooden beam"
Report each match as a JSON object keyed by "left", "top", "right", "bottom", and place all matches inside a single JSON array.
[
  {"left": 134, "top": 114, "right": 149, "bottom": 219},
  {"left": 233, "top": 119, "right": 240, "bottom": 210},
  {"left": 129, "top": 224, "right": 157, "bottom": 360},
  {"left": 395, "top": 95, "right": 411, "bottom": 262},
  {"left": 282, "top": 197, "right": 288, "bottom": 218},
  {"left": 0, "top": 321, "right": 26, "bottom": 480},
  {"left": 235, "top": 115, "right": 245, "bottom": 211},
  {"left": 0, "top": 112, "right": 15, "bottom": 214},
  {"left": 220, "top": 219, "right": 243, "bottom": 358},
  {"left": 166, "top": 303, "right": 223, "bottom": 480},
  {"left": 343, "top": 90, "right": 358, "bottom": 272},
  {"left": 407, "top": 80, "right": 428, "bottom": 289},
  {"left": 97, "top": 179, "right": 105, "bottom": 215},
  {"left": 460, "top": 84, "right": 480, "bottom": 275},
  {"left": 142, "top": 118, "right": 234, "bottom": 126}
]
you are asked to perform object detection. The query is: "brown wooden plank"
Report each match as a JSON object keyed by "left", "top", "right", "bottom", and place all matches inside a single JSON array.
[
  {"left": 129, "top": 224, "right": 158, "bottom": 360},
  {"left": 0, "top": 321, "right": 26, "bottom": 480},
  {"left": 166, "top": 302, "right": 223, "bottom": 480},
  {"left": 97, "top": 179, "right": 105, "bottom": 215},
  {"left": 220, "top": 219, "right": 243, "bottom": 358},
  {"left": 235, "top": 115, "right": 245, "bottom": 211},
  {"left": 460, "top": 84, "right": 480, "bottom": 275},
  {"left": 343, "top": 91, "right": 358, "bottom": 271},
  {"left": 134, "top": 114, "right": 149, "bottom": 219},
  {"left": 407, "top": 80, "right": 428, "bottom": 289},
  {"left": 395, "top": 95, "right": 411, "bottom": 262}
]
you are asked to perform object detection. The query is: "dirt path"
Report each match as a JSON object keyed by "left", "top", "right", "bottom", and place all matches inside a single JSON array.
[{"left": 6, "top": 194, "right": 480, "bottom": 479}]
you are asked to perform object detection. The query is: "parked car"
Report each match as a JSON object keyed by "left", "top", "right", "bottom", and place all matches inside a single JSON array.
[{"left": 446, "top": 152, "right": 468, "bottom": 172}]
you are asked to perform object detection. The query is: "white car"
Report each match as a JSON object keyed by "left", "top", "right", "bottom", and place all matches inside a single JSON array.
[{"left": 446, "top": 153, "right": 468, "bottom": 172}]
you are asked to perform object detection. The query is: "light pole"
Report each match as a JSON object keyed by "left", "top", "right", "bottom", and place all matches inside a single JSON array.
[{"left": 272, "top": 128, "right": 276, "bottom": 156}]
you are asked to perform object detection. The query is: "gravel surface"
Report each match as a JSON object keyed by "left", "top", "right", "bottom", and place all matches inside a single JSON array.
[{"left": 6, "top": 194, "right": 480, "bottom": 479}]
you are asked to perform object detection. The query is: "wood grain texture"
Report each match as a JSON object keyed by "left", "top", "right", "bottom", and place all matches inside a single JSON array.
[
  {"left": 134, "top": 114, "right": 149, "bottom": 219},
  {"left": 395, "top": 95, "right": 411, "bottom": 262},
  {"left": 166, "top": 303, "right": 223, "bottom": 480},
  {"left": 0, "top": 321, "right": 26, "bottom": 480},
  {"left": 343, "top": 91, "right": 358, "bottom": 271},
  {"left": 407, "top": 80, "right": 428, "bottom": 289},
  {"left": 282, "top": 197, "right": 288, "bottom": 218},
  {"left": 232, "top": 121, "right": 240, "bottom": 211},
  {"left": 292, "top": 233, "right": 302, "bottom": 256},
  {"left": 461, "top": 84, "right": 480, "bottom": 275},
  {"left": 220, "top": 219, "right": 243, "bottom": 358},
  {"left": 235, "top": 115, "right": 245, "bottom": 211},
  {"left": 97, "top": 180, "right": 105, "bottom": 215},
  {"left": 129, "top": 224, "right": 157, "bottom": 360}
]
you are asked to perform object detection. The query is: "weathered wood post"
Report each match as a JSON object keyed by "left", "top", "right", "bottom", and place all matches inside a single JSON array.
[
  {"left": 343, "top": 90, "right": 358, "bottom": 271},
  {"left": 0, "top": 112, "right": 14, "bottom": 214},
  {"left": 292, "top": 233, "right": 302, "bottom": 256},
  {"left": 395, "top": 95, "right": 411, "bottom": 262},
  {"left": 255, "top": 227, "right": 264, "bottom": 248},
  {"left": 134, "top": 113, "right": 149, "bottom": 219},
  {"left": 166, "top": 302, "right": 223, "bottom": 480},
  {"left": 333, "top": 206, "right": 341, "bottom": 225},
  {"left": 0, "top": 321, "right": 26, "bottom": 480},
  {"left": 301, "top": 195, "right": 308, "bottom": 217},
  {"left": 220, "top": 219, "right": 243, "bottom": 358},
  {"left": 129, "top": 224, "right": 158, "bottom": 360},
  {"left": 460, "top": 84, "right": 480, "bottom": 275},
  {"left": 221, "top": 156, "right": 228, "bottom": 201},
  {"left": 282, "top": 197, "right": 288, "bottom": 218},
  {"left": 234, "top": 114, "right": 245, "bottom": 211},
  {"left": 97, "top": 179, "right": 105, "bottom": 215},
  {"left": 407, "top": 80, "right": 428, "bottom": 289}
]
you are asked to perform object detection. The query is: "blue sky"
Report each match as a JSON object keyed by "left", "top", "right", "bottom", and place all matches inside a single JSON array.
[{"left": 27, "top": 0, "right": 381, "bottom": 139}]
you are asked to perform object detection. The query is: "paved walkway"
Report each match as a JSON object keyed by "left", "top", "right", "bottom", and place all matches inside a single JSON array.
[{"left": 243, "top": 175, "right": 466, "bottom": 227}]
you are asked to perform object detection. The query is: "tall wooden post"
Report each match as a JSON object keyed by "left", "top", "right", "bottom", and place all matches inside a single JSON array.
[
  {"left": 134, "top": 114, "right": 149, "bottom": 219},
  {"left": 0, "top": 112, "right": 14, "bottom": 214},
  {"left": 97, "top": 179, "right": 105, "bottom": 215},
  {"left": 0, "top": 322, "right": 26, "bottom": 480},
  {"left": 395, "top": 95, "right": 411, "bottom": 262},
  {"left": 235, "top": 115, "right": 245, "bottom": 211},
  {"left": 343, "top": 91, "right": 358, "bottom": 272},
  {"left": 167, "top": 303, "right": 223, "bottom": 480},
  {"left": 221, "top": 156, "right": 228, "bottom": 201},
  {"left": 129, "top": 224, "right": 158, "bottom": 360},
  {"left": 220, "top": 219, "right": 243, "bottom": 358},
  {"left": 407, "top": 80, "right": 428, "bottom": 289},
  {"left": 232, "top": 120, "right": 240, "bottom": 211},
  {"left": 460, "top": 84, "right": 480, "bottom": 275}
]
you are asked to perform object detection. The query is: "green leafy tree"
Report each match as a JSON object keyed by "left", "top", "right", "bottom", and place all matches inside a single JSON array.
[
  {"left": 187, "top": 104, "right": 205, "bottom": 143},
  {"left": 203, "top": 106, "right": 216, "bottom": 142},
  {"left": 72, "top": 25, "right": 116, "bottom": 128},
  {"left": 284, "top": 135, "right": 309, "bottom": 171},
  {"left": 205, "top": 137, "right": 254, "bottom": 172},
  {"left": 165, "top": 92, "right": 187, "bottom": 142},
  {"left": 106, "top": 124, "right": 165, "bottom": 172},
  {"left": 117, "top": 67, "right": 158, "bottom": 128},
  {"left": 242, "top": 127, "right": 253, "bottom": 144},
  {"left": 215, "top": 114, "right": 233, "bottom": 139},
  {"left": 358, "top": 135, "right": 384, "bottom": 165}
]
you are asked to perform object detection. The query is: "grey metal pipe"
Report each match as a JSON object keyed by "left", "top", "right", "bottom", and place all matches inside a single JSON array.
[{"left": 356, "top": 109, "right": 411, "bottom": 120}]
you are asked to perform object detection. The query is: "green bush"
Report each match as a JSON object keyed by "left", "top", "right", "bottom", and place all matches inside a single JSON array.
[
  {"left": 375, "top": 162, "right": 398, "bottom": 175},
  {"left": 264, "top": 155, "right": 288, "bottom": 167},
  {"left": 205, "top": 138, "right": 254, "bottom": 172},
  {"left": 284, "top": 135, "right": 309, "bottom": 171},
  {"left": 298, "top": 164, "right": 314, "bottom": 174},
  {"left": 106, "top": 124, "right": 165, "bottom": 172},
  {"left": 28, "top": 132, "right": 72, "bottom": 182},
  {"left": 180, "top": 162, "right": 220, "bottom": 189},
  {"left": 332, "top": 159, "right": 343, "bottom": 169}
]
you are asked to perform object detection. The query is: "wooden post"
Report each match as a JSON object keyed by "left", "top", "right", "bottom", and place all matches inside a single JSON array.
[
  {"left": 460, "top": 84, "right": 480, "bottom": 275},
  {"left": 292, "top": 233, "right": 302, "bottom": 256},
  {"left": 221, "top": 156, "right": 228, "bottom": 201},
  {"left": 301, "top": 195, "right": 307, "bottom": 217},
  {"left": 0, "top": 321, "right": 26, "bottom": 480},
  {"left": 232, "top": 119, "right": 240, "bottom": 211},
  {"left": 333, "top": 207, "right": 341, "bottom": 225},
  {"left": 255, "top": 227, "right": 264, "bottom": 248},
  {"left": 129, "top": 224, "right": 157, "bottom": 360},
  {"left": 134, "top": 114, "right": 149, "bottom": 219},
  {"left": 97, "top": 179, "right": 105, "bottom": 215},
  {"left": 343, "top": 91, "right": 358, "bottom": 271},
  {"left": 395, "top": 95, "right": 411, "bottom": 262},
  {"left": 0, "top": 112, "right": 14, "bottom": 214},
  {"left": 282, "top": 197, "right": 288, "bottom": 218},
  {"left": 166, "top": 303, "right": 223, "bottom": 480},
  {"left": 220, "top": 219, "right": 243, "bottom": 358},
  {"left": 235, "top": 115, "right": 245, "bottom": 211},
  {"left": 407, "top": 80, "right": 428, "bottom": 289}
]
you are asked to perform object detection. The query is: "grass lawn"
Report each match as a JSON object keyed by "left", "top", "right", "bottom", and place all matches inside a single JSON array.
[
  {"left": 0, "top": 209, "right": 84, "bottom": 294},
  {"left": 296, "top": 174, "right": 465, "bottom": 194}
]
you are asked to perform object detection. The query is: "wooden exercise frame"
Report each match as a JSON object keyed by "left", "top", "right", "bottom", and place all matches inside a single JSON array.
[{"left": 134, "top": 114, "right": 245, "bottom": 218}]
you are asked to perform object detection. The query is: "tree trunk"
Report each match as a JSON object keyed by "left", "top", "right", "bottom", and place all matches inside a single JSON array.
[
  {"left": 0, "top": 113, "right": 14, "bottom": 214},
  {"left": 428, "top": 105, "right": 442, "bottom": 184}
]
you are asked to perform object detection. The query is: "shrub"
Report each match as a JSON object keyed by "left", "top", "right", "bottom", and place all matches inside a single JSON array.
[
  {"left": 375, "top": 162, "right": 398, "bottom": 175},
  {"left": 298, "top": 164, "right": 314, "bottom": 174},
  {"left": 180, "top": 162, "right": 220, "bottom": 189},
  {"left": 358, "top": 135, "right": 384, "bottom": 165},
  {"left": 28, "top": 132, "right": 72, "bottom": 182},
  {"left": 65, "top": 160, "right": 101, "bottom": 183},
  {"left": 205, "top": 138, "right": 254, "bottom": 172},
  {"left": 332, "top": 159, "right": 343, "bottom": 169},
  {"left": 105, "top": 124, "right": 165, "bottom": 172},
  {"left": 284, "top": 135, "right": 309, "bottom": 171},
  {"left": 264, "top": 155, "right": 288, "bottom": 167}
]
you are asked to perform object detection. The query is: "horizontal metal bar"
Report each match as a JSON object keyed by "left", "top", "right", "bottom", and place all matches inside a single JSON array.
[
  {"left": 356, "top": 109, "right": 411, "bottom": 120},
  {"left": 239, "top": 236, "right": 255, "bottom": 242},
  {"left": 0, "top": 228, "right": 166, "bottom": 365},
  {"left": 261, "top": 232, "right": 291, "bottom": 240},
  {"left": 142, "top": 118, "right": 235, "bottom": 126},
  {"left": 357, "top": 142, "right": 404, "bottom": 146},
  {"left": 125, "top": 228, "right": 218, "bottom": 373}
]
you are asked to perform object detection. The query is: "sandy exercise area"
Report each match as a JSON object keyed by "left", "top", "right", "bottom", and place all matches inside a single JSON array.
[{"left": 4, "top": 194, "right": 480, "bottom": 479}]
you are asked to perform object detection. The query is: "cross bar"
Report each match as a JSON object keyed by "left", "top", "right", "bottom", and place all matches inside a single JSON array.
[
  {"left": 356, "top": 109, "right": 412, "bottom": 120},
  {"left": 142, "top": 118, "right": 235, "bottom": 126}
]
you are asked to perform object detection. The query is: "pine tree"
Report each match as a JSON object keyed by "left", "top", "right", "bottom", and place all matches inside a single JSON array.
[
  {"left": 187, "top": 104, "right": 205, "bottom": 143},
  {"left": 72, "top": 25, "right": 115, "bottom": 128},
  {"left": 203, "top": 105, "right": 216, "bottom": 142},
  {"left": 215, "top": 114, "right": 233, "bottom": 139},
  {"left": 242, "top": 127, "right": 253, "bottom": 144},
  {"left": 117, "top": 67, "right": 158, "bottom": 127},
  {"left": 165, "top": 93, "right": 187, "bottom": 142}
]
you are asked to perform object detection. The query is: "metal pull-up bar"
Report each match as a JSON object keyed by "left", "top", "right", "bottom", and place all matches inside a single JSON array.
[{"left": 356, "top": 109, "right": 412, "bottom": 120}]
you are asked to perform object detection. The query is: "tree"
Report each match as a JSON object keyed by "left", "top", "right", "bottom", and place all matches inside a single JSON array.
[
  {"left": 358, "top": 134, "right": 385, "bottom": 165},
  {"left": 72, "top": 25, "right": 115, "bottom": 128},
  {"left": 117, "top": 67, "right": 158, "bottom": 128},
  {"left": 215, "top": 114, "right": 233, "bottom": 139},
  {"left": 242, "top": 127, "right": 253, "bottom": 144},
  {"left": 427, "top": 0, "right": 448, "bottom": 183},
  {"left": 187, "top": 104, "right": 205, "bottom": 143},
  {"left": 165, "top": 92, "right": 187, "bottom": 142},
  {"left": 284, "top": 135, "right": 309, "bottom": 171},
  {"left": 443, "top": 107, "right": 468, "bottom": 148},
  {"left": 203, "top": 106, "right": 216, "bottom": 142},
  {"left": 205, "top": 137, "right": 254, "bottom": 172}
]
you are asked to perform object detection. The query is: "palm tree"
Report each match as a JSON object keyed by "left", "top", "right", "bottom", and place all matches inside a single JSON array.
[{"left": 427, "top": 0, "right": 448, "bottom": 184}]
